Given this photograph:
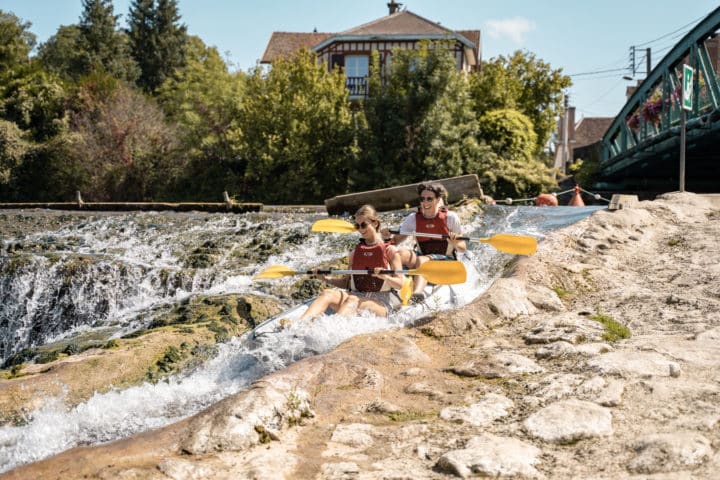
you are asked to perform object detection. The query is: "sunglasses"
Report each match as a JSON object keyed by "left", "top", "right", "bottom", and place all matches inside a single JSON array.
[
  {"left": 419, "top": 196, "right": 436, "bottom": 202},
  {"left": 354, "top": 221, "right": 369, "bottom": 229}
]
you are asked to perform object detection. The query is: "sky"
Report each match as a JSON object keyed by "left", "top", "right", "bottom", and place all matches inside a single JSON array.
[{"left": 2, "top": 0, "right": 719, "bottom": 119}]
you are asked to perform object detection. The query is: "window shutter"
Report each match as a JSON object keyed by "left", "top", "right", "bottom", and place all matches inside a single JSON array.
[{"left": 331, "top": 54, "right": 345, "bottom": 69}]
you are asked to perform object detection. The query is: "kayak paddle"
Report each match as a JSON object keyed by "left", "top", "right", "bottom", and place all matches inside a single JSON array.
[
  {"left": 252, "top": 260, "right": 467, "bottom": 285},
  {"left": 311, "top": 219, "right": 537, "bottom": 255}
]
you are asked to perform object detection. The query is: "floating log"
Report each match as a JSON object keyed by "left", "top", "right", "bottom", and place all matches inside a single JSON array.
[{"left": 324, "top": 174, "right": 484, "bottom": 215}]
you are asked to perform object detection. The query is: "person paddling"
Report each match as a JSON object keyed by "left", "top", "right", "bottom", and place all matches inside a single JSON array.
[
  {"left": 382, "top": 182, "right": 467, "bottom": 304},
  {"left": 301, "top": 204, "right": 404, "bottom": 319}
]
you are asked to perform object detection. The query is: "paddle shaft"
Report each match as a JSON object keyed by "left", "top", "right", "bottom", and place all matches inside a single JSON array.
[
  {"left": 390, "top": 229, "right": 475, "bottom": 242},
  {"left": 297, "top": 269, "right": 418, "bottom": 276}
]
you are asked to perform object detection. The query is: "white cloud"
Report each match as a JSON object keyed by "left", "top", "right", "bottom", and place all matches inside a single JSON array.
[{"left": 485, "top": 17, "right": 536, "bottom": 44}]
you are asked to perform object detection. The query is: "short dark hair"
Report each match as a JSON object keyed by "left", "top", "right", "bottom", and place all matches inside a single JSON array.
[{"left": 416, "top": 182, "right": 447, "bottom": 201}]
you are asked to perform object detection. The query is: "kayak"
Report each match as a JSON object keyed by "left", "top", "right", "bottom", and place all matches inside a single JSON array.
[{"left": 250, "top": 252, "right": 482, "bottom": 339}]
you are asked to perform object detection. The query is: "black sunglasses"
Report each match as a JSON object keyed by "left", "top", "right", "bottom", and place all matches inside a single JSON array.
[{"left": 354, "top": 221, "right": 369, "bottom": 229}]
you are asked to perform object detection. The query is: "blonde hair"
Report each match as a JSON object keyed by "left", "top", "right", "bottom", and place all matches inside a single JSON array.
[{"left": 354, "top": 204, "right": 381, "bottom": 229}]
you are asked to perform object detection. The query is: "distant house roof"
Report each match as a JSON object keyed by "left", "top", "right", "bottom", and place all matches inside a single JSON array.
[
  {"left": 261, "top": 10, "right": 480, "bottom": 64},
  {"left": 261, "top": 32, "right": 334, "bottom": 64},
  {"left": 574, "top": 117, "right": 613, "bottom": 148}
]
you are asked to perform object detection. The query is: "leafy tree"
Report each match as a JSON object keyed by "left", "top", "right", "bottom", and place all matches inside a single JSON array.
[
  {"left": 156, "top": 36, "right": 243, "bottom": 200},
  {"left": 128, "top": 0, "right": 187, "bottom": 93},
  {"left": 37, "top": 25, "right": 84, "bottom": 80},
  {"left": 67, "top": 76, "right": 179, "bottom": 200},
  {"left": 0, "top": 10, "right": 35, "bottom": 83},
  {"left": 0, "top": 119, "right": 28, "bottom": 192},
  {"left": 360, "top": 41, "right": 482, "bottom": 189},
  {"left": 1, "top": 71, "right": 67, "bottom": 141},
  {"left": 10, "top": 133, "right": 90, "bottom": 202},
  {"left": 470, "top": 50, "right": 571, "bottom": 153},
  {"left": 478, "top": 108, "right": 537, "bottom": 162},
  {"left": 238, "top": 49, "right": 356, "bottom": 203},
  {"left": 76, "top": 0, "right": 138, "bottom": 81}
]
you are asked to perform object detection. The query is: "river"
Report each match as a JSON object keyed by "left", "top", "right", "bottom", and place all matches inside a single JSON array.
[{"left": 0, "top": 204, "right": 604, "bottom": 472}]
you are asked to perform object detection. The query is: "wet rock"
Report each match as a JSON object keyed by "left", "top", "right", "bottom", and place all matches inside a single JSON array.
[
  {"left": 180, "top": 381, "right": 313, "bottom": 455},
  {"left": 524, "top": 399, "right": 613, "bottom": 444}
]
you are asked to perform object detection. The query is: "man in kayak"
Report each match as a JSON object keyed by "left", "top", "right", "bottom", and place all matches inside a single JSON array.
[
  {"left": 301, "top": 204, "right": 405, "bottom": 319},
  {"left": 382, "top": 182, "right": 467, "bottom": 304}
]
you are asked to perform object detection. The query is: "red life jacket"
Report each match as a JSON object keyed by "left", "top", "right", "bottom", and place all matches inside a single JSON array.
[
  {"left": 350, "top": 240, "right": 391, "bottom": 292},
  {"left": 415, "top": 207, "right": 451, "bottom": 256}
]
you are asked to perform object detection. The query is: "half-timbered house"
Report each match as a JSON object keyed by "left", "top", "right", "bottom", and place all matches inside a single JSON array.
[{"left": 261, "top": 1, "right": 480, "bottom": 99}]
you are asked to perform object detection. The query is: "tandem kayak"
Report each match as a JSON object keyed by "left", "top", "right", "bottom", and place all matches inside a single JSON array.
[{"left": 250, "top": 252, "right": 482, "bottom": 339}]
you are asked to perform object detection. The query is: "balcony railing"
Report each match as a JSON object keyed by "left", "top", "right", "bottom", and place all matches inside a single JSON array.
[{"left": 345, "top": 76, "right": 368, "bottom": 97}]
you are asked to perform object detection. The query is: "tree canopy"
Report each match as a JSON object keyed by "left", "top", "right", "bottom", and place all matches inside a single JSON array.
[{"left": 0, "top": 5, "right": 572, "bottom": 203}]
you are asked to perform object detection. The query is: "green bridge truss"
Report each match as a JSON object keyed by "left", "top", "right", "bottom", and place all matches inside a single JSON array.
[{"left": 598, "top": 6, "right": 720, "bottom": 193}]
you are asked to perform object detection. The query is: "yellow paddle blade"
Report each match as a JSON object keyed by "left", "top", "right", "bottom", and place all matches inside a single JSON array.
[
  {"left": 400, "top": 276, "right": 414, "bottom": 305},
  {"left": 252, "top": 265, "right": 297, "bottom": 280},
  {"left": 410, "top": 260, "right": 466, "bottom": 285},
  {"left": 480, "top": 234, "right": 537, "bottom": 255},
  {"left": 311, "top": 218, "right": 356, "bottom": 233}
]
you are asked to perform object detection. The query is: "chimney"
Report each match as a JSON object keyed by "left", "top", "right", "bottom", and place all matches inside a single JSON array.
[
  {"left": 568, "top": 106, "right": 576, "bottom": 143},
  {"left": 387, "top": 0, "right": 402, "bottom": 14}
]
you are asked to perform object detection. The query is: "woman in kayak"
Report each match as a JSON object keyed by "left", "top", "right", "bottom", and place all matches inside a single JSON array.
[
  {"left": 301, "top": 204, "right": 404, "bottom": 319},
  {"left": 382, "top": 182, "right": 466, "bottom": 304}
]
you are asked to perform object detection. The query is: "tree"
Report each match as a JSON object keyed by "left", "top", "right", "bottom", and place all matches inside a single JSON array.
[
  {"left": 156, "top": 36, "right": 243, "bottom": 200},
  {"left": 478, "top": 109, "right": 537, "bottom": 162},
  {"left": 238, "top": 50, "right": 356, "bottom": 203},
  {"left": 127, "top": 0, "right": 187, "bottom": 93},
  {"left": 0, "top": 10, "right": 35, "bottom": 83},
  {"left": 76, "top": 0, "right": 138, "bottom": 81},
  {"left": 0, "top": 119, "right": 28, "bottom": 192},
  {"left": 470, "top": 50, "right": 571, "bottom": 153},
  {"left": 37, "top": 25, "right": 84, "bottom": 80},
  {"left": 1, "top": 70, "right": 67, "bottom": 141},
  {"left": 359, "top": 41, "right": 482, "bottom": 189},
  {"left": 68, "top": 76, "right": 179, "bottom": 200}
]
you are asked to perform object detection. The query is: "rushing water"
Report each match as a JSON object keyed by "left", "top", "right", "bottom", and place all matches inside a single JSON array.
[{"left": 0, "top": 205, "right": 604, "bottom": 472}]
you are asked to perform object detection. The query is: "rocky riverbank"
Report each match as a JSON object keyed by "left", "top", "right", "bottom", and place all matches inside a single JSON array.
[{"left": 4, "top": 192, "right": 720, "bottom": 479}]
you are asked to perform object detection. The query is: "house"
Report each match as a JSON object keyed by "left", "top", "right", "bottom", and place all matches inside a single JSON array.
[
  {"left": 554, "top": 105, "right": 613, "bottom": 172},
  {"left": 261, "top": 1, "right": 481, "bottom": 98}
]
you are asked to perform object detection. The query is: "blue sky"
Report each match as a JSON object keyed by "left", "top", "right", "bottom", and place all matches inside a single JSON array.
[{"left": 2, "top": 0, "right": 719, "bottom": 119}]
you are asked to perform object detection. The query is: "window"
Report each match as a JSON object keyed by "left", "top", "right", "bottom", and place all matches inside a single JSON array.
[{"left": 345, "top": 55, "right": 369, "bottom": 78}]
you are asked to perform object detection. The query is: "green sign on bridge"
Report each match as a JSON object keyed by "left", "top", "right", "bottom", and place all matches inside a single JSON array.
[{"left": 682, "top": 64, "right": 694, "bottom": 111}]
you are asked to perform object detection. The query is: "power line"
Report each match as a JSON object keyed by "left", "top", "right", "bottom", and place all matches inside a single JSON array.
[
  {"left": 568, "top": 67, "right": 627, "bottom": 77},
  {"left": 634, "top": 14, "right": 705, "bottom": 47}
]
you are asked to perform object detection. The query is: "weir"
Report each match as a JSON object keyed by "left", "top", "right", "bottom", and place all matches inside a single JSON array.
[{"left": 0, "top": 205, "right": 603, "bottom": 473}]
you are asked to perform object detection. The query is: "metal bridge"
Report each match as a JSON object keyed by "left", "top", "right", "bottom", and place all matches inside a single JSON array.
[{"left": 596, "top": 6, "right": 720, "bottom": 194}]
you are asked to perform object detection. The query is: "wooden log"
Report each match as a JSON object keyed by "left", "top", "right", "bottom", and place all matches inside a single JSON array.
[{"left": 324, "top": 174, "right": 484, "bottom": 215}]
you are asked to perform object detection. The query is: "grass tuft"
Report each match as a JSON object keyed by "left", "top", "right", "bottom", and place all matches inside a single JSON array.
[{"left": 591, "top": 312, "right": 631, "bottom": 342}]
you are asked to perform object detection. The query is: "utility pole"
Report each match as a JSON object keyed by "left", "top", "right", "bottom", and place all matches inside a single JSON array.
[
  {"left": 562, "top": 94, "right": 569, "bottom": 175},
  {"left": 646, "top": 48, "right": 651, "bottom": 76}
]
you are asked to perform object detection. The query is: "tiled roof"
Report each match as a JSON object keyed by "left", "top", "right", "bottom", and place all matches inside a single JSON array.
[
  {"left": 261, "top": 32, "right": 334, "bottom": 63},
  {"left": 261, "top": 10, "right": 480, "bottom": 64},
  {"left": 340, "top": 10, "right": 453, "bottom": 36},
  {"left": 573, "top": 117, "right": 614, "bottom": 148}
]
